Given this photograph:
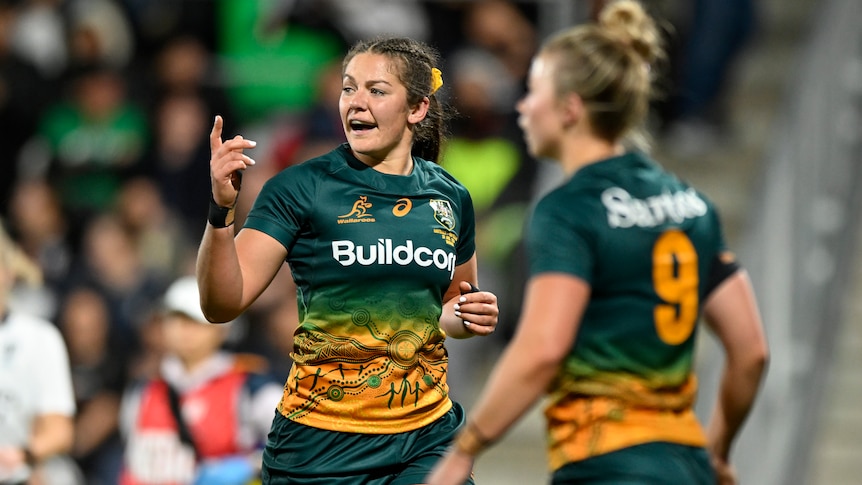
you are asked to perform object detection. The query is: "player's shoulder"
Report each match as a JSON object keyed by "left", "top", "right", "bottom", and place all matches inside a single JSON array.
[
  {"left": 261, "top": 146, "right": 352, "bottom": 198},
  {"left": 419, "top": 156, "right": 456, "bottom": 179},
  {"left": 417, "top": 157, "right": 471, "bottom": 199},
  {"left": 277, "top": 145, "right": 350, "bottom": 177},
  {"left": 539, "top": 175, "right": 600, "bottom": 209}
]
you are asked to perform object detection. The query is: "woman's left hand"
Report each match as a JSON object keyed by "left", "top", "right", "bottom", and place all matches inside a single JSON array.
[{"left": 455, "top": 281, "right": 498, "bottom": 337}]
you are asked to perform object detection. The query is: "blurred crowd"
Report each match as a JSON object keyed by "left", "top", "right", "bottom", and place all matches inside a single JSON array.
[{"left": 0, "top": 0, "right": 756, "bottom": 483}]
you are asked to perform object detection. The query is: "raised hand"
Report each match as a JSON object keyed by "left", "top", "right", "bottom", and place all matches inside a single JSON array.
[{"left": 209, "top": 115, "right": 257, "bottom": 207}]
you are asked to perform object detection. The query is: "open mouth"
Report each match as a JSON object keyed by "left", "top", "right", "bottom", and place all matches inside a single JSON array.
[{"left": 349, "top": 120, "right": 377, "bottom": 133}]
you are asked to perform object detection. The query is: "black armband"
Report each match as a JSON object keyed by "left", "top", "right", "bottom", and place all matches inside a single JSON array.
[
  {"left": 208, "top": 195, "right": 237, "bottom": 228},
  {"left": 704, "top": 252, "right": 741, "bottom": 298}
]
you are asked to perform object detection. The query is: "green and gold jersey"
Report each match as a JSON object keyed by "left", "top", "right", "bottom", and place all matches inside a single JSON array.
[
  {"left": 528, "top": 152, "right": 728, "bottom": 466},
  {"left": 243, "top": 144, "right": 475, "bottom": 434}
]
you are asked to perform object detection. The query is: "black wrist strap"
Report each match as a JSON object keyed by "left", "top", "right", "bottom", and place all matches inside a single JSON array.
[{"left": 208, "top": 195, "right": 236, "bottom": 228}]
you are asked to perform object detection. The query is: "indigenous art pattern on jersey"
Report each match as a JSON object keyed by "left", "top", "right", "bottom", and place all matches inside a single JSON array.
[{"left": 243, "top": 144, "right": 476, "bottom": 434}]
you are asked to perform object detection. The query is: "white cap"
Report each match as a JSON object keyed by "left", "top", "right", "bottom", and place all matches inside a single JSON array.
[{"left": 163, "top": 275, "right": 209, "bottom": 324}]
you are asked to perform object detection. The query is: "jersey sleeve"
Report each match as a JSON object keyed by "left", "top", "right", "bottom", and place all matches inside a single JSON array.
[
  {"left": 35, "top": 325, "right": 76, "bottom": 416},
  {"left": 527, "top": 191, "right": 596, "bottom": 283},
  {"left": 243, "top": 165, "right": 317, "bottom": 251},
  {"left": 706, "top": 195, "right": 730, "bottom": 253},
  {"left": 455, "top": 186, "right": 477, "bottom": 266}
]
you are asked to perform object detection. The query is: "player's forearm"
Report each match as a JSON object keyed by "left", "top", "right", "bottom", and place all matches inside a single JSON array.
[
  {"left": 702, "top": 271, "right": 769, "bottom": 460},
  {"left": 706, "top": 354, "right": 767, "bottom": 459},
  {"left": 196, "top": 224, "right": 245, "bottom": 322},
  {"left": 455, "top": 338, "right": 558, "bottom": 455},
  {"left": 454, "top": 274, "right": 583, "bottom": 454}
]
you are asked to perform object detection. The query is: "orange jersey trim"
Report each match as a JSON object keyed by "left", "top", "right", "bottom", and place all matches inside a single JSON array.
[{"left": 544, "top": 394, "right": 706, "bottom": 471}]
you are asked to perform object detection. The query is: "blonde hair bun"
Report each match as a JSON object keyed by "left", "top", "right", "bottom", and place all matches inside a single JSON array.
[{"left": 599, "top": 0, "right": 662, "bottom": 64}]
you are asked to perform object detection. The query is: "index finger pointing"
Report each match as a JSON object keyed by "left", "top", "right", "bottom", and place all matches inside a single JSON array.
[{"left": 210, "top": 115, "right": 224, "bottom": 152}]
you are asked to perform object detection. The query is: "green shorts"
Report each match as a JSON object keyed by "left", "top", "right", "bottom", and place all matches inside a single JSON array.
[
  {"left": 551, "top": 442, "right": 716, "bottom": 485},
  {"left": 261, "top": 402, "right": 475, "bottom": 485}
]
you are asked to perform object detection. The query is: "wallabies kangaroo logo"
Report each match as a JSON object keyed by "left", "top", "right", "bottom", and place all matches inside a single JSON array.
[{"left": 338, "top": 196, "right": 374, "bottom": 221}]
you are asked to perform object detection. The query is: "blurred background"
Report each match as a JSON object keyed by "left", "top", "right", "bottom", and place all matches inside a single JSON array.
[{"left": 1, "top": 0, "right": 859, "bottom": 484}]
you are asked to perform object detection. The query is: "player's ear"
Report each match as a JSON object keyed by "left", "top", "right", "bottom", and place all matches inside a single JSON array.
[
  {"left": 560, "top": 92, "right": 585, "bottom": 127},
  {"left": 408, "top": 97, "right": 430, "bottom": 125}
]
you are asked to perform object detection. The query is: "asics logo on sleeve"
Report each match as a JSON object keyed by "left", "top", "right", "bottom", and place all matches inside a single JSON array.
[
  {"left": 332, "top": 239, "right": 457, "bottom": 278},
  {"left": 602, "top": 187, "right": 708, "bottom": 229}
]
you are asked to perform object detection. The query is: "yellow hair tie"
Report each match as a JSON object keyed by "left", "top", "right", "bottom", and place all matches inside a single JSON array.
[{"left": 430, "top": 67, "right": 444, "bottom": 95}]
